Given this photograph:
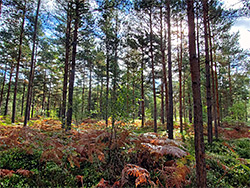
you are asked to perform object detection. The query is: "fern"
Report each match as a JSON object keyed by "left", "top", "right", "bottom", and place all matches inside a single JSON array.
[{"left": 121, "top": 164, "right": 156, "bottom": 187}]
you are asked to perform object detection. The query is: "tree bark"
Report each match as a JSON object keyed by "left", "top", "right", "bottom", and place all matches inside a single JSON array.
[
  {"left": 160, "top": 5, "right": 165, "bottom": 125},
  {"left": 178, "top": 19, "right": 183, "bottom": 133},
  {"left": 212, "top": 40, "right": 221, "bottom": 127},
  {"left": 31, "top": 92, "right": 35, "bottom": 118},
  {"left": 141, "top": 46, "right": 145, "bottom": 128},
  {"left": 81, "top": 71, "right": 85, "bottom": 114},
  {"left": 208, "top": 20, "right": 218, "bottom": 140},
  {"left": 0, "top": 64, "right": 7, "bottom": 110},
  {"left": 228, "top": 58, "right": 232, "bottom": 106},
  {"left": 42, "top": 72, "right": 46, "bottom": 116},
  {"left": 62, "top": 3, "right": 72, "bottom": 128},
  {"left": 47, "top": 82, "right": 51, "bottom": 117},
  {"left": 4, "top": 64, "right": 14, "bottom": 116},
  {"left": 12, "top": 0, "right": 26, "bottom": 123},
  {"left": 188, "top": 90, "right": 193, "bottom": 123},
  {"left": 187, "top": 0, "right": 207, "bottom": 187},
  {"left": 100, "top": 77, "right": 103, "bottom": 117},
  {"left": 149, "top": 7, "right": 157, "bottom": 133},
  {"left": 24, "top": 0, "right": 41, "bottom": 126},
  {"left": 167, "top": 0, "right": 173, "bottom": 139},
  {"left": 105, "top": 33, "right": 110, "bottom": 126},
  {"left": 88, "top": 62, "right": 92, "bottom": 114},
  {"left": 202, "top": 0, "right": 213, "bottom": 144},
  {"left": 196, "top": 6, "right": 201, "bottom": 69},
  {"left": 66, "top": 0, "right": 79, "bottom": 131},
  {"left": 21, "top": 81, "right": 25, "bottom": 116}
]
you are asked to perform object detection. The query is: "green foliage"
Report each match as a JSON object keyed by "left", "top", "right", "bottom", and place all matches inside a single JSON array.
[{"left": 223, "top": 102, "right": 247, "bottom": 123}]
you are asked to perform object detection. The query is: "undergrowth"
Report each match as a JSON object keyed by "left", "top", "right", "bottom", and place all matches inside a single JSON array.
[{"left": 0, "top": 118, "right": 249, "bottom": 187}]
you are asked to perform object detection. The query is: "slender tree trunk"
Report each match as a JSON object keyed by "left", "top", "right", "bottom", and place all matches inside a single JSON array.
[
  {"left": 62, "top": 3, "right": 72, "bottom": 128},
  {"left": 66, "top": 0, "right": 79, "bottom": 131},
  {"left": 214, "top": 58, "right": 220, "bottom": 127},
  {"left": 42, "top": 72, "right": 46, "bottom": 116},
  {"left": 24, "top": 0, "right": 41, "bottom": 126},
  {"left": 196, "top": 8, "right": 201, "bottom": 69},
  {"left": 31, "top": 93, "right": 35, "bottom": 118},
  {"left": 126, "top": 63, "right": 129, "bottom": 117},
  {"left": 132, "top": 75, "right": 135, "bottom": 122},
  {"left": 21, "top": 81, "right": 25, "bottom": 116},
  {"left": 149, "top": 7, "right": 157, "bottom": 133},
  {"left": 141, "top": 46, "right": 145, "bottom": 128},
  {"left": 47, "top": 83, "right": 51, "bottom": 117},
  {"left": 160, "top": 5, "right": 165, "bottom": 125},
  {"left": 178, "top": 19, "right": 183, "bottom": 133},
  {"left": 167, "top": 0, "right": 173, "bottom": 139},
  {"left": 12, "top": 0, "right": 26, "bottom": 123},
  {"left": 203, "top": 0, "right": 213, "bottom": 144},
  {"left": 187, "top": 0, "right": 207, "bottom": 187},
  {"left": 4, "top": 64, "right": 14, "bottom": 116},
  {"left": 161, "top": 82, "right": 164, "bottom": 124},
  {"left": 212, "top": 47, "right": 221, "bottom": 127},
  {"left": 228, "top": 58, "right": 232, "bottom": 106},
  {"left": 0, "top": 64, "right": 7, "bottom": 110},
  {"left": 208, "top": 20, "right": 218, "bottom": 140},
  {"left": 188, "top": 90, "right": 192, "bottom": 123},
  {"left": 81, "top": 73, "right": 85, "bottom": 114},
  {"left": 164, "top": 11, "right": 169, "bottom": 126},
  {"left": 105, "top": 26, "right": 110, "bottom": 127},
  {"left": 88, "top": 63, "right": 92, "bottom": 114},
  {"left": 183, "top": 72, "right": 186, "bottom": 122},
  {"left": 100, "top": 77, "right": 103, "bottom": 116}
]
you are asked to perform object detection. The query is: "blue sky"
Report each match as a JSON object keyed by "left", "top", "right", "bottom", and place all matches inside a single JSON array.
[
  {"left": 223, "top": 0, "right": 250, "bottom": 50},
  {"left": 46, "top": 0, "right": 249, "bottom": 50}
]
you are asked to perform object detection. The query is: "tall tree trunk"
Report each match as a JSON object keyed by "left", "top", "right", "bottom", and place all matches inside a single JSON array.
[
  {"left": 187, "top": 0, "right": 207, "bottom": 187},
  {"left": 24, "top": 0, "right": 41, "bottom": 126},
  {"left": 141, "top": 46, "right": 145, "bottom": 128},
  {"left": 47, "top": 82, "right": 51, "bottom": 117},
  {"left": 178, "top": 19, "right": 183, "bottom": 133},
  {"left": 208, "top": 20, "right": 218, "bottom": 140},
  {"left": 164, "top": 10, "right": 169, "bottom": 126},
  {"left": 203, "top": 0, "right": 213, "bottom": 144},
  {"left": 214, "top": 58, "right": 220, "bottom": 127},
  {"left": 12, "top": 0, "right": 26, "bottom": 123},
  {"left": 160, "top": 5, "right": 166, "bottom": 125},
  {"left": 228, "top": 58, "right": 232, "bottom": 106},
  {"left": 100, "top": 77, "right": 103, "bottom": 117},
  {"left": 21, "top": 81, "right": 25, "bottom": 116},
  {"left": 0, "top": 64, "right": 7, "bottom": 110},
  {"left": 188, "top": 90, "right": 193, "bottom": 123},
  {"left": 196, "top": 7, "right": 201, "bottom": 69},
  {"left": 212, "top": 37, "right": 221, "bottom": 127},
  {"left": 42, "top": 72, "right": 46, "bottom": 116},
  {"left": 88, "top": 63, "right": 92, "bottom": 114},
  {"left": 82, "top": 78, "right": 85, "bottom": 114},
  {"left": 31, "top": 93, "right": 35, "bottom": 118},
  {"left": 66, "top": 0, "right": 79, "bottom": 131},
  {"left": 62, "top": 3, "right": 72, "bottom": 128},
  {"left": 132, "top": 75, "right": 135, "bottom": 122},
  {"left": 167, "top": 0, "right": 173, "bottom": 139},
  {"left": 183, "top": 72, "right": 186, "bottom": 122},
  {"left": 160, "top": 82, "right": 164, "bottom": 124},
  {"left": 4, "top": 64, "right": 14, "bottom": 116},
  {"left": 149, "top": 7, "right": 157, "bottom": 133}
]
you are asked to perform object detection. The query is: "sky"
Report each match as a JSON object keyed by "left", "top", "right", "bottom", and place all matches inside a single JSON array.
[
  {"left": 223, "top": 0, "right": 250, "bottom": 50},
  {"left": 45, "top": 0, "right": 249, "bottom": 50}
]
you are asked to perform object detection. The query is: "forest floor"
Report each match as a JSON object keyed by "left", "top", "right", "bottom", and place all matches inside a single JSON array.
[{"left": 0, "top": 116, "right": 249, "bottom": 187}]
